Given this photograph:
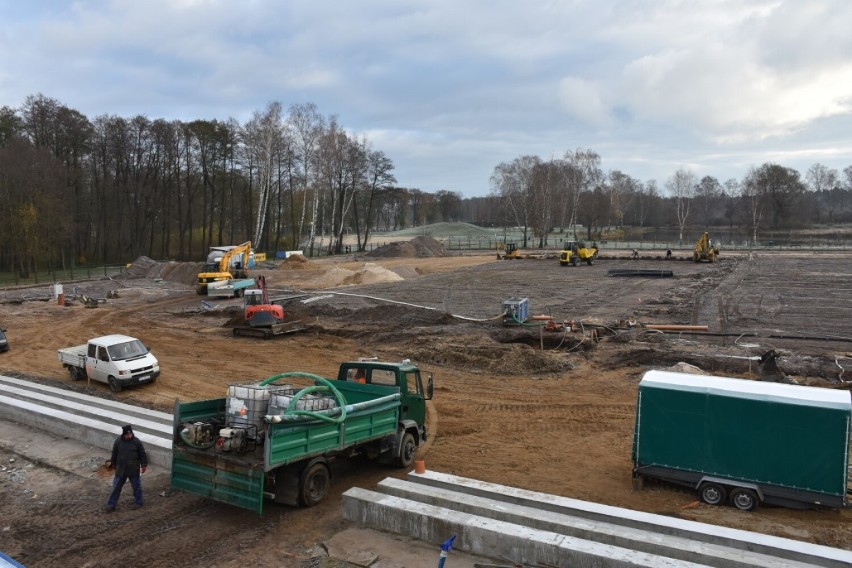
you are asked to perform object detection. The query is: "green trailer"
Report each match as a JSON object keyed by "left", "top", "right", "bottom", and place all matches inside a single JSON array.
[
  {"left": 172, "top": 360, "right": 433, "bottom": 513},
  {"left": 632, "top": 370, "right": 852, "bottom": 510}
]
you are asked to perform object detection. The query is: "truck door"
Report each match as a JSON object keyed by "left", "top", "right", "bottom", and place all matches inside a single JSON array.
[
  {"left": 88, "top": 345, "right": 111, "bottom": 383},
  {"left": 401, "top": 371, "right": 426, "bottom": 426}
]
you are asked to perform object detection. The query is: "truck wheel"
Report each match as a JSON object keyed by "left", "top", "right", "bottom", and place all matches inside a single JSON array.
[
  {"left": 395, "top": 432, "right": 416, "bottom": 468},
  {"left": 729, "top": 488, "right": 758, "bottom": 511},
  {"left": 108, "top": 377, "right": 122, "bottom": 393},
  {"left": 69, "top": 366, "right": 81, "bottom": 381},
  {"left": 699, "top": 482, "right": 726, "bottom": 506},
  {"left": 571, "top": 256, "right": 579, "bottom": 266},
  {"left": 299, "top": 462, "right": 330, "bottom": 507},
  {"left": 587, "top": 258, "right": 594, "bottom": 266}
]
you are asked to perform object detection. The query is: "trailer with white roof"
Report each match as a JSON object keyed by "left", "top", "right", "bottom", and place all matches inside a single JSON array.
[{"left": 632, "top": 370, "right": 852, "bottom": 510}]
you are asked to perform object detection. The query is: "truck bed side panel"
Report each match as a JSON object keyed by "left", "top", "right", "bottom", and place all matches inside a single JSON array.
[
  {"left": 266, "top": 399, "right": 400, "bottom": 467},
  {"left": 634, "top": 378, "right": 851, "bottom": 499},
  {"left": 57, "top": 345, "right": 87, "bottom": 365}
]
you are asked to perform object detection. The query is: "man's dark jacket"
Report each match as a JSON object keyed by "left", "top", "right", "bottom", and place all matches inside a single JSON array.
[{"left": 110, "top": 436, "right": 148, "bottom": 477}]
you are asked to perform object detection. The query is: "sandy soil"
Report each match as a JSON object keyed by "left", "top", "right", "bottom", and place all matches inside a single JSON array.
[{"left": 1, "top": 244, "right": 851, "bottom": 567}]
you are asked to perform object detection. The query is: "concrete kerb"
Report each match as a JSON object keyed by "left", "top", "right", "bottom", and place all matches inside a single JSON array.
[
  {"left": 0, "top": 375, "right": 172, "bottom": 428},
  {"left": 0, "top": 394, "right": 171, "bottom": 469},
  {"left": 0, "top": 382, "right": 172, "bottom": 438},
  {"left": 376, "top": 477, "right": 795, "bottom": 568},
  {"left": 0, "top": 375, "right": 173, "bottom": 469},
  {"left": 341, "top": 487, "right": 709, "bottom": 568},
  {"left": 405, "top": 470, "right": 852, "bottom": 568}
]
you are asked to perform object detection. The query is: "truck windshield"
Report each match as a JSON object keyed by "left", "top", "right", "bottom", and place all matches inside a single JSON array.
[{"left": 107, "top": 340, "right": 148, "bottom": 361}]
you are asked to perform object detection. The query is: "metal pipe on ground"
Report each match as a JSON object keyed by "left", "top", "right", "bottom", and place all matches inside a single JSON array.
[
  {"left": 607, "top": 269, "right": 673, "bottom": 277},
  {"left": 643, "top": 324, "right": 709, "bottom": 332}
]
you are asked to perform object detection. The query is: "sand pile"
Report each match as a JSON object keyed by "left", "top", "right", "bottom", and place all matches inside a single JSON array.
[
  {"left": 365, "top": 236, "right": 446, "bottom": 258},
  {"left": 278, "top": 254, "right": 314, "bottom": 270},
  {"left": 122, "top": 257, "right": 202, "bottom": 286},
  {"left": 305, "top": 263, "right": 403, "bottom": 289}
]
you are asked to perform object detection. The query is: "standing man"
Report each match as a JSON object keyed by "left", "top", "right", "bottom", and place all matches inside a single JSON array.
[{"left": 105, "top": 424, "right": 148, "bottom": 512}]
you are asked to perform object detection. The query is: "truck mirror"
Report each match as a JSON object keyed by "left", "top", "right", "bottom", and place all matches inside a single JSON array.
[{"left": 426, "top": 373, "right": 434, "bottom": 400}]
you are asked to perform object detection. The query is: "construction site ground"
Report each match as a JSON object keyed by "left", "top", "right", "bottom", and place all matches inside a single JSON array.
[{"left": 1, "top": 240, "right": 851, "bottom": 567}]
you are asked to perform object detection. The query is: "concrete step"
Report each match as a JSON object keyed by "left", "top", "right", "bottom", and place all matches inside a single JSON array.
[
  {"left": 396, "top": 470, "right": 852, "bottom": 568},
  {"left": 0, "top": 374, "right": 173, "bottom": 469},
  {"left": 375, "top": 477, "right": 811, "bottom": 568},
  {"left": 342, "top": 486, "right": 712, "bottom": 568}
]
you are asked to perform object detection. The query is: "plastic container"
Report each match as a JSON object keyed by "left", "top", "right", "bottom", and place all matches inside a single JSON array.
[{"left": 226, "top": 383, "right": 271, "bottom": 434}]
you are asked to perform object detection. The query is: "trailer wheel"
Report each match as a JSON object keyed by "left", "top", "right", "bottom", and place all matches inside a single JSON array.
[
  {"left": 395, "top": 432, "right": 416, "bottom": 468},
  {"left": 587, "top": 258, "right": 594, "bottom": 266},
  {"left": 299, "top": 462, "right": 330, "bottom": 507},
  {"left": 69, "top": 366, "right": 81, "bottom": 381},
  {"left": 729, "top": 488, "right": 758, "bottom": 511},
  {"left": 108, "top": 376, "right": 122, "bottom": 393},
  {"left": 699, "top": 482, "right": 726, "bottom": 506}
]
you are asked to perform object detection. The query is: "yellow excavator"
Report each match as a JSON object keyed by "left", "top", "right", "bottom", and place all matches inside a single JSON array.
[
  {"left": 559, "top": 241, "right": 598, "bottom": 266},
  {"left": 693, "top": 232, "right": 720, "bottom": 263},
  {"left": 496, "top": 242, "right": 521, "bottom": 260},
  {"left": 196, "top": 241, "right": 252, "bottom": 295}
]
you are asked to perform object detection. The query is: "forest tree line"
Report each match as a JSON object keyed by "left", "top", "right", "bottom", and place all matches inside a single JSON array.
[
  {"left": 1, "top": 94, "right": 851, "bottom": 276},
  {"left": 485, "top": 152, "right": 852, "bottom": 248}
]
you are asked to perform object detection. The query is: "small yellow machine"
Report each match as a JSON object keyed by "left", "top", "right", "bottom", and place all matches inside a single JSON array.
[{"left": 559, "top": 241, "right": 598, "bottom": 266}]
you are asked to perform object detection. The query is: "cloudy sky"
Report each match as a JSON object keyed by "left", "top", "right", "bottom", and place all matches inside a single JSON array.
[{"left": 1, "top": 0, "right": 851, "bottom": 197}]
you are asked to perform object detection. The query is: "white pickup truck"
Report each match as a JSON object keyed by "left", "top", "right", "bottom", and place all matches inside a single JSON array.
[{"left": 57, "top": 334, "right": 160, "bottom": 392}]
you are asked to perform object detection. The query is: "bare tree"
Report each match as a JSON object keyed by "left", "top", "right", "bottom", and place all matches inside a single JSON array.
[
  {"left": 287, "top": 103, "right": 324, "bottom": 253},
  {"left": 749, "top": 163, "right": 806, "bottom": 228},
  {"left": 695, "top": 175, "right": 722, "bottom": 228},
  {"left": 806, "top": 163, "right": 840, "bottom": 223},
  {"left": 665, "top": 168, "right": 696, "bottom": 243},
  {"left": 490, "top": 155, "right": 540, "bottom": 247},
  {"left": 529, "top": 161, "right": 560, "bottom": 247},
  {"left": 723, "top": 178, "right": 740, "bottom": 244},
  {"left": 563, "top": 149, "right": 602, "bottom": 238},
  {"left": 741, "top": 167, "right": 768, "bottom": 245},
  {"left": 359, "top": 149, "right": 395, "bottom": 250},
  {"left": 242, "top": 102, "right": 283, "bottom": 245}
]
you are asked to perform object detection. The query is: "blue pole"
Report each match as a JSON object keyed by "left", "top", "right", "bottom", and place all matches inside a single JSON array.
[{"left": 437, "top": 534, "right": 457, "bottom": 567}]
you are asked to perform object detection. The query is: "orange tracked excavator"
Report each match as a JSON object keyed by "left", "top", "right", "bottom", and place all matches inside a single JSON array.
[{"left": 233, "top": 276, "right": 305, "bottom": 339}]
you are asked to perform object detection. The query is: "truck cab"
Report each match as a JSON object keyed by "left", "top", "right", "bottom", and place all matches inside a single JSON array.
[{"left": 339, "top": 360, "right": 434, "bottom": 431}]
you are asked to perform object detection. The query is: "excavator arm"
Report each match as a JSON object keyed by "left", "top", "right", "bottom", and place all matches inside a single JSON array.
[
  {"left": 219, "top": 241, "right": 252, "bottom": 278},
  {"left": 196, "top": 241, "right": 252, "bottom": 295}
]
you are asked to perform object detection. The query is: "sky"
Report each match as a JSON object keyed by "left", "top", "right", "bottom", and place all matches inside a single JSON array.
[{"left": 1, "top": 1, "right": 851, "bottom": 198}]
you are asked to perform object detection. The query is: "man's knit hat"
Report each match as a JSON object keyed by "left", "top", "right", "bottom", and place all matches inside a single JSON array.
[{"left": 122, "top": 424, "right": 133, "bottom": 436}]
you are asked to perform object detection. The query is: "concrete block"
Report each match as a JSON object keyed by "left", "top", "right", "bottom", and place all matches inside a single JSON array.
[
  {"left": 342, "top": 487, "right": 709, "bottom": 568},
  {"left": 406, "top": 470, "right": 852, "bottom": 568}
]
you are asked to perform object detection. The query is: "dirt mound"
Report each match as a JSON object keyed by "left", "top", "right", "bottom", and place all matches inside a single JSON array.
[
  {"left": 305, "top": 263, "right": 403, "bottom": 289},
  {"left": 279, "top": 254, "right": 314, "bottom": 269},
  {"left": 120, "top": 257, "right": 201, "bottom": 286},
  {"left": 365, "top": 236, "right": 446, "bottom": 258}
]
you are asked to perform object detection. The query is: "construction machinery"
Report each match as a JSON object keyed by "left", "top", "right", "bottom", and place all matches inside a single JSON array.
[
  {"left": 559, "top": 241, "right": 598, "bottom": 266},
  {"left": 496, "top": 242, "right": 521, "bottom": 260},
  {"left": 232, "top": 275, "right": 306, "bottom": 339},
  {"left": 693, "top": 232, "right": 720, "bottom": 263},
  {"left": 197, "top": 241, "right": 252, "bottom": 295}
]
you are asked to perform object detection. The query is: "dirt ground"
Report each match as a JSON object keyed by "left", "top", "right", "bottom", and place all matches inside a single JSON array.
[{"left": 1, "top": 242, "right": 852, "bottom": 567}]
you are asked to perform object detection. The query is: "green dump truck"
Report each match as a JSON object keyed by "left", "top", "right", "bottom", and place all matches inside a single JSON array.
[
  {"left": 632, "top": 370, "right": 852, "bottom": 511},
  {"left": 171, "top": 359, "right": 433, "bottom": 513}
]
